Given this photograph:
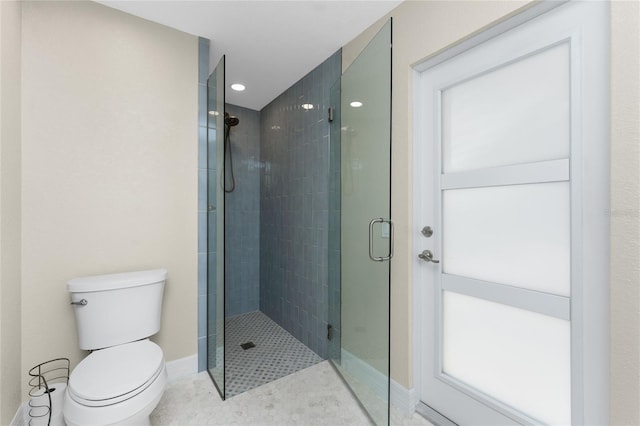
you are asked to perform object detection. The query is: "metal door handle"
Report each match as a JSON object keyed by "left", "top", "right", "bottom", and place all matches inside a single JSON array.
[
  {"left": 418, "top": 250, "right": 440, "bottom": 263},
  {"left": 369, "top": 218, "right": 394, "bottom": 262}
]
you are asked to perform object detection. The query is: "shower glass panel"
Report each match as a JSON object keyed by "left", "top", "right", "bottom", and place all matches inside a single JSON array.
[
  {"left": 207, "top": 55, "right": 225, "bottom": 398},
  {"left": 329, "top": 19, "right": 392, "bottom": 425}
]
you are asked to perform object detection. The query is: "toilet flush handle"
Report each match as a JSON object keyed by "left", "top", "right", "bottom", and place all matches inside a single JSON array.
[{"left": 70, "top": 299, "right": 88, "bottom": 306}]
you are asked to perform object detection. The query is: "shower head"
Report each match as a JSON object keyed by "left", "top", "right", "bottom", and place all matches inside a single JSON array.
[{"left": 225, "top": 113, "right": 240, "bottom": 127}]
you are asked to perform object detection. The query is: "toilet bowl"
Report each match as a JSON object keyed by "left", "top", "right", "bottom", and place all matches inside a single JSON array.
[
  {"left": 64, "top": 269, "right": 167, "bottom": 426},
  {"left": 64, "top": 340, "right": 166, "bottom": 426}
]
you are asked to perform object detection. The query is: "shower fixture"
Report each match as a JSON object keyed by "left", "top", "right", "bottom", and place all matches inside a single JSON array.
[
  {"left": 224, "top": 112, "right": 239, "bottom": 193},
  {"left": 225, "top": 114, "right": 240, "bottom": 127}
]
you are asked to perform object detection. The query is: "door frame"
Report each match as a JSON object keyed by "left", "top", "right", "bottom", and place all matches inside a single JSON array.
[{"left": 411, "top": 1, "right": 610, "bottom": 424}]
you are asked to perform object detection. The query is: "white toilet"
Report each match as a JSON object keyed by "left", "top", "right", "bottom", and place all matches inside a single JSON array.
[{"left": 63, "top": 268, "right": 168, "bottom": 426}]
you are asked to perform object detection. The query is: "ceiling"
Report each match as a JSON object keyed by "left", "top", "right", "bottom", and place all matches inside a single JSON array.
[{"left": 97, "top": 1, "right": 402, "bottom": 111}]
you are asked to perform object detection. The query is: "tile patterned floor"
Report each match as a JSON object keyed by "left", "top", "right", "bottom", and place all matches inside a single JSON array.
[
  {"left": 152, "top": 311, "right": 434, "bottom": 425},
  {"left": 151, "top": 361, "right": 434, "bottom": 426},
  {"left": 225, "top": 311, "right": 323, "bottom": 397}
]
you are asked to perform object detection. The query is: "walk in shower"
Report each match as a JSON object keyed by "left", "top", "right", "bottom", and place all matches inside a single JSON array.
[
  {"left": 222, "top": 99, "right": 326, "bottom": 397},
  {"left": 205, "top": 50, "right": 342, "bottom": 398},
  {"left": 203, "top": 19, "right": 392, "bottom": 424}
]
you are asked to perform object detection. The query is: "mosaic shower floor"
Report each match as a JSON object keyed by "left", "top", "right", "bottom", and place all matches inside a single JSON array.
[{"left": 225, "top": 310, "right": 323, "bottom": 397}]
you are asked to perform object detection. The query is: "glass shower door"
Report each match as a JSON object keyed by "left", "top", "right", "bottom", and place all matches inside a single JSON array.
[
  {"left": 329, "top": 20, "right": 392, "bottom": 425},
  {"left": 207, "top": 56, "right": 225, "bottom": 398}
]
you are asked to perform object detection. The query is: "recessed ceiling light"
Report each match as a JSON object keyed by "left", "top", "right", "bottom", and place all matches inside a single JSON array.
[
  {"left": 301, "top": 103, "right": 314, "bottom": 110},
  {"left": 350, "top": 101, "right": 363, "bottom": 108},
  {"left": 231, "top": 83, "right": 246, "bottom": 92}
]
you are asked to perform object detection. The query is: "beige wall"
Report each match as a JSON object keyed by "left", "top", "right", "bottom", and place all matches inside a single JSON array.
[
  {"left": 610, "top": 1, "right": 640, "bottom": 424},
  {"left": 0, "top": 1, "right": 23, "bottom": 423},
  {"left": 20, "top": 0, "right": 198, "bottom": 398},
  {"left": 344, "top": 1, "right": 640, "bottom": 423}
]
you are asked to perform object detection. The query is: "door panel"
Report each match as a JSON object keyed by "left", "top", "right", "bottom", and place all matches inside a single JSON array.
[
  {"left": 442, "top": 182, "right": 570, "bottom": 295},
  {"left": 442, "top": 291, "right": 571, "bottom": 425},
  {"left": 415, "top": 2, "right": 609, "bottom": 425},
  {"left": 441, "top": 42, "right": 570, "bottom": 174},
  {"left": 329, "top": 19, "right": 392, "bottom": 425}
]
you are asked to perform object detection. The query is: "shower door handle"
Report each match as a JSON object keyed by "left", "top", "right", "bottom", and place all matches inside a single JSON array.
[{"left": 368, "top": 218, "right": 394, "bottom": 262}]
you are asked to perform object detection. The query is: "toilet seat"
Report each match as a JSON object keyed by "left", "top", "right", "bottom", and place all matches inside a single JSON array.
[{"left": 68, "top": 340, "right": 164, "bottom": 407}]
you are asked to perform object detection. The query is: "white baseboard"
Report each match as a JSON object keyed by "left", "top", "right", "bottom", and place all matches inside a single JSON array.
[
  {"left": 390, "top": 378, "right": 418, "bottom": 415},
  {"left": 10, "top": 402, "right": 26, "bottom": 426},
  {"left": 165, "top": 353, "right": 198, "bottom": 383},
  {"left": 340, "top": 349, "right": 416, "bottom": 415}
]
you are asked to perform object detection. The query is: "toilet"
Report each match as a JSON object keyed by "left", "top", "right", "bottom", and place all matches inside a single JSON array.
[{"left": 63, "top": 268, "right": 168, "bottom": 426}]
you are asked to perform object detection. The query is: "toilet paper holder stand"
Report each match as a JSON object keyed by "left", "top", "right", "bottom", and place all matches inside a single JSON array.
[{"left": 28, "top": 358, "right": 69, "bottom": 426}]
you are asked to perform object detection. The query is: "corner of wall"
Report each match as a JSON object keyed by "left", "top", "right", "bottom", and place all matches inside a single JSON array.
[{"left": 0, "top": 1, "right": 23, "bottom": 424}]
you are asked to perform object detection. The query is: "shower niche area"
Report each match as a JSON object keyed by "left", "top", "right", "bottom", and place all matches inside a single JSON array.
[{"left": 201, "top": 19, "right": 392, "bottom": 425}]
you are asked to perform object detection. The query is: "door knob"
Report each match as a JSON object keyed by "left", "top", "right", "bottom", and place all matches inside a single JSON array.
[{"left": 418, "top": 250, "right": 440, "bottom": 263}]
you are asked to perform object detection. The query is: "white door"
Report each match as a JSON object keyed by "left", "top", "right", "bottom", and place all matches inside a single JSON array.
[{"left": 413, "top": 2, "right": 609, "bottom": 425}]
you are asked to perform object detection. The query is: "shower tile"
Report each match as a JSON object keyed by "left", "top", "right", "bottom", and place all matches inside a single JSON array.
[
  {"left": 207, "top": 210, "right": 216, "bottom": 247},
  {"left": 198, "top": 294, "right": 207, "bottom": 338},
  {"left": 197, "top": 336, "right": 207, "bottom": 372},
  {"left": 199, "top": 84, "right": 207, "bottom": 127},
  {"left": 225, "top": 103, "right": 261, "bottom": 318},
  {"left": 259, "top": 50, "right": 339, "bottom": 358},
  {"left": 207, "top": 128, "right": 217, "bottom": 170},
  {"left": 199, "top": 126, "right": 207, "bottom": 169},
  {"left": 196, "top": 44, "right": 211, "bottom": 364},
  {"left": 198, "top": 212, "right": 207, "bottom": 253},
  {"left": 224, "top": 311, "right": 322, "bottom": 397},
  {"left": 207, "top": 250, "right": 216, "bottom": 285},
  {"left": 198, "top": 37, "right": 210, "bottom": 85},
  {"left": 198, "top": 252, "right": 207, "bottom": 296},
  {"left": 198, "top": 169, "right": 207, "bottom": 212},
  {"left": 207, "top": 170, "right": 217, "bottom": 206}
]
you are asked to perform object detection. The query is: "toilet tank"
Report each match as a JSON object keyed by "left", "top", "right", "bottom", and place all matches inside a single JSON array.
[{"left": 68, "top": 269, "right": 167, "bottom": 350}]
